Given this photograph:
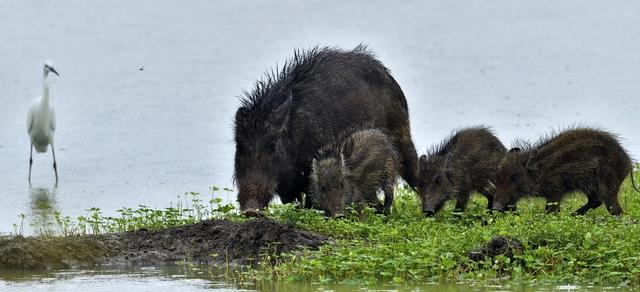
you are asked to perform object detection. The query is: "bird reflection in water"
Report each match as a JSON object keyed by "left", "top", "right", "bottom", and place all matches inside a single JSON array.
[{"left": 29, "top": 187, "right": 58, "bottom": 235}]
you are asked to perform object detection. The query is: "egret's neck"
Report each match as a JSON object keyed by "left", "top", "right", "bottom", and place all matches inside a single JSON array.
[{"left": 42, "top": 70, "right": 50, "bottom": 105}]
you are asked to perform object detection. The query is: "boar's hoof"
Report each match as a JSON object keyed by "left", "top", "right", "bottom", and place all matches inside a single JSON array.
[
  {"left": 423, "top": 210, "right": 435, "bottom": 217},
  {"left": 243, "top": 209, "right": 266, "bottom": 218}
]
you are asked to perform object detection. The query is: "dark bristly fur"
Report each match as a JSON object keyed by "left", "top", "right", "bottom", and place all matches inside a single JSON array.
[
  {"left": 493, "top": 127, "right": 634, "bottom": 216},
  {"left": 310, "top": 129, "right": 400, "bottom": 217},
  {"left": 233, "top": 45, "right": 419, "bottom": 215},
  {"left": 418, "top": 126, "right": 507, "bottom": 216}
]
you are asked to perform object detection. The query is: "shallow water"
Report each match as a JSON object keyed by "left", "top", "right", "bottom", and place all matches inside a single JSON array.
[
  {"left": 0, "top": 267, "right": 633, "bottom": 292},
  {"left": 1, "top": 0, "right": 640, "bottom": 289},
  {"left": 0, "top": 267, "right": 236, "bottom": 292}
]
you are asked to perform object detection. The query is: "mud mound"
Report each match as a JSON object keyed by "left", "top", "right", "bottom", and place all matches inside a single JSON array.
[
  {"left": 109, "top": 218, "right": 329, "bottom": 266},
  {"left": 0, "top": 219, "right": 329, "bottom": 269},
  {"left": 223, "top": 219, "right": 327, "bottom": 263},
  {"left": 468, "top": 236, "right": 524, "bottom": 262}
]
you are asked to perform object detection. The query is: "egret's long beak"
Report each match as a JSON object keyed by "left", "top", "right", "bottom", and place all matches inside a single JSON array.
[{"left": 50, "top": 67, "right": 60, "bottom": 76}]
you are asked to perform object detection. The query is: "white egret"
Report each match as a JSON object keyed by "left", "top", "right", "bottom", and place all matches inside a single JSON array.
[{"left": 27, "top": 60, "right": 60, "bottom": 185}]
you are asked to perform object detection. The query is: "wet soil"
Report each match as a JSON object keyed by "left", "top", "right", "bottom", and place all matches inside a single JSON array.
[{"left": 0, "top": 219, "right": 329, "bottom": 270}]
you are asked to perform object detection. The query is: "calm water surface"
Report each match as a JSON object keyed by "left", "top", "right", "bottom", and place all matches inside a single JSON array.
[
  {"left": 0, "top": 267, "right": 236, "bottom": 292},
  {"left": 0, "top": 267, "right": 633, "bottom": 291},
  {"left": 1, "top": 0, "right": 640, "bottom": 290}
]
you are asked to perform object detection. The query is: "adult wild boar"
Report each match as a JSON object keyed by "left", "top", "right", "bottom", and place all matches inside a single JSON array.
[
  {"left": 418, "top": 126, "right": 506, "bottom": 216},
  {"left": 492, "top": 127, "right": 639, "bottom": 215},
  {"left": 310, "top": 129, "right": 400, "bottom": 217},
  {"left": 234, "top": 45, "right": 419, "bottom": 216}
]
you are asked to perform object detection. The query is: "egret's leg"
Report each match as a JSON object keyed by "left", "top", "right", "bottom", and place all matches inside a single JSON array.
[
  {"left": 28, "top": 144, "right": 33, "bottom": 183},
  {"left": 51, "top": 145, "right": 58, "bottom": 185}
]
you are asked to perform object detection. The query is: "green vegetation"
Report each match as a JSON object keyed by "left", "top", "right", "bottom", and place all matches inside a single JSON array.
[
  {"left": 17, "top": 171, "right": 640, "bottom": 287},
  {"left": 244, "top": 174, "right": 640, "bottom": 286},
  {"left": 16, "top": 187, "right": 239, "bottom": 237}
]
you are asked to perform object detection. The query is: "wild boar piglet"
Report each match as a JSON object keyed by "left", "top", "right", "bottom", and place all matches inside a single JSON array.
[
  {"left": 418, "top": 126, "right": 506, "bottom": 216},
  {"left": 310, "top": 129, "right": 400, "bottom": 217},
  {"left": 493, "top": 127, "right": 637, "bottom": 216}
]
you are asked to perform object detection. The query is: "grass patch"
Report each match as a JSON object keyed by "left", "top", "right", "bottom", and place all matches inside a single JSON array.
[
  {"left": 246, "top": 170, "right": 640, "bottom": 286},
  {"left": 16, "top": 170, "right": 640, "bottom": 287}
]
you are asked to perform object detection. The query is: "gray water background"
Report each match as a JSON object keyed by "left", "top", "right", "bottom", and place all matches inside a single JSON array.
[{"left": 1, "top": 0, "right": 640, "bottom": 289}]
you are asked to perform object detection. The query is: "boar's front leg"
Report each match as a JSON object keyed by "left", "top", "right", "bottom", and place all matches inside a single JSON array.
[
  {"left": 382, "top": 182, "right": 394, "bottom": 215},
  {"left": 478, "top": 190, "right": 495, "bottom": 210},
  {"left": 363, "top": 192, "right": 385, "bottom": 214},
  {"left": 453, "top": 190, "right": 471, "bottom": 213}
]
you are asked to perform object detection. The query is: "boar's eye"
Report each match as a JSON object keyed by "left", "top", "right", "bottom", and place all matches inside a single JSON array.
[
  {"left": 434, "top": 175, "right": 441, "bottom": 185},
  {"left": 510, "top": 173, "right": 520, "bottom": 183}
]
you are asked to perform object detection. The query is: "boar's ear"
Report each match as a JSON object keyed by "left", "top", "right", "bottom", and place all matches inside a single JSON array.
[
  {"left": 508, "top": 147, "right": 521, "bottom": 154},
  {"left": 525, "top": 149, "right": 539, "bottom": 172},
  {"left": 340, "top": 153, "right": 347, "bottom": 173},
  {"left": 311, "top": 158, "right": 318, "bottom": 172},
  {"left": 274, "top": 92, "right": 294, "bottom": 132},
  {"left": 235, "top": 107, "right": 248, "bottom": 122}
]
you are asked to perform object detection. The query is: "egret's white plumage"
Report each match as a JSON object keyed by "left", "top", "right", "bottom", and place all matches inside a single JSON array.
[{"left": 27, "top": 60, "right": 60, "bottom": 184}]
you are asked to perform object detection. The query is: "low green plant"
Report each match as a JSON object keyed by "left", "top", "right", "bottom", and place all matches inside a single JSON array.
[
  {"left": 29, "top": 186, "right": 240, "bottom": 236},
  {"left": 244, "top": 171, "right": 640, "bottom": 286},
  {"left": 21, "top": 169, "right": 640, "bottom": 286}
]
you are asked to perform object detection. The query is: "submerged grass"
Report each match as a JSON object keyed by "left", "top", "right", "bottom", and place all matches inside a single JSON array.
[{"left": 16, "top": 170, "right": 640, "bottom": 287}]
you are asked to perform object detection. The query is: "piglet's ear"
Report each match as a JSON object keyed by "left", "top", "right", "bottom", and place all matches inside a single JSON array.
[
  {"left": 443, "top": 152, "right": 455, "bottom": 181},
  {"left": 444, "top": 152, "right": 453, "bottom": 170},
  {"left": 444, "top": 171, "right": 454, "bottom": 183},
  {"left": 418, "top": 155, "right": 428, "bottom": 169},
  {"left": 508, "top": 147, "right": 521, "bottom": 154},
  {"left": 416, "top": 155, "right": 425, "bottom": 176}
]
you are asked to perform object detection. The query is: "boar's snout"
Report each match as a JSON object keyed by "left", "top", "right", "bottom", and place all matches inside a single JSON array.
[
  {"left": 240, "top": 198, "right": 267, "bottom": 217},
  {"left": 324, "top": 210, "right": 345, "bottom": 218},
  {"left": 242, "top": 208, "right": 266, "bottom": 218},
  {"left": 237, "top": 174, "right": 277, "bottom": 216},
  {"left": 422, "top": 199, "right": 435, "bottom": 217},
  {"left": 492, "top": 201, "right": 505, "bottom": 212}
]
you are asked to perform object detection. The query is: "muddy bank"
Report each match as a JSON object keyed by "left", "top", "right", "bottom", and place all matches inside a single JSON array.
[{"left": 0, "top": 219, "right": 329, "bottom": 270}]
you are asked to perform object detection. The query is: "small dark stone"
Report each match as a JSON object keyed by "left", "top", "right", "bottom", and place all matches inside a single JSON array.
[{"left": 468, "top": 235, "right": 524, "bottom": 262}]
